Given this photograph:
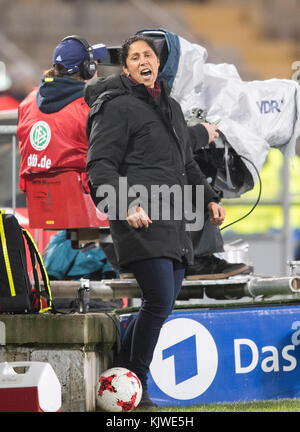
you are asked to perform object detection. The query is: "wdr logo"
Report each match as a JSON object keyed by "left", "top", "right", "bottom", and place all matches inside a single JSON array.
[
  {"left": 149, "top": 318, "right": 218, "bottom": 400},
  {"left": 256, "top": 99, "right": 284, "bottom": 114}
]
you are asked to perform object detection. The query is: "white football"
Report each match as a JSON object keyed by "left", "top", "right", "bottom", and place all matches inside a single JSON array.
[{"left": 97, "top": 367, "right": 142, "bottom": 412}]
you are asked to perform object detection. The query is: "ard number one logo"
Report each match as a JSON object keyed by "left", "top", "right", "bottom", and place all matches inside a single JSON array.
[{"left": 149, "top": 318, "right": 218, "bottom": 400}]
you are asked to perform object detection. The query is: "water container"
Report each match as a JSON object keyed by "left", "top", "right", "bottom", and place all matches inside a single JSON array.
[{"left": 0, "top": 361, "right": 61, "bottom": 412}]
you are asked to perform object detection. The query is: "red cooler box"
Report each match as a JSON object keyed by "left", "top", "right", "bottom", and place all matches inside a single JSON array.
[{"left": 0, "top": 361, "right": 61, "bottom": 412}]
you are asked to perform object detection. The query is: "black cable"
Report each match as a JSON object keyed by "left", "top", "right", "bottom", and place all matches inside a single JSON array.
[
  {"left": 220, "top": 154, "right": 262, "bottom": 231},
  {"left": 104, "top": 311, "right": 122, "bottom": 355}
]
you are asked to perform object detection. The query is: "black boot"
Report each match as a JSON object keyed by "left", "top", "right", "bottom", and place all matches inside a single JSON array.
[
  {"left": 185, "top": 255, "right": 252, "bottom": 280},
  {"left": 119, "top": 266, "right": 135, "bottom": 279},
  {"left": 138, "top": 387, "right": 158, "bottom": 409}
]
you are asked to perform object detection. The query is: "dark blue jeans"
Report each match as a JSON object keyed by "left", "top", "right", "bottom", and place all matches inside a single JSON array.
[{"left": 115, "top": 257, "right": 185, "bottom": 388}]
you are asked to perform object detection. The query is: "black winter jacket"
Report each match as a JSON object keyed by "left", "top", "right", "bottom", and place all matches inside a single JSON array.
[{"left": 84, "top": 74, "right": 218, "bottom": 266}]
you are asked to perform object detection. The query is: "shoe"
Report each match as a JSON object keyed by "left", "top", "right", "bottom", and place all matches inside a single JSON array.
[
  {"left": 185, "top": 255, "right": 251, "bottom": 280},
  {"left": 120, "top": 272, "right": 135, "bottom": 279},
  {"left": 137, "top": 388, "right": 158, "bottom": 409},
  {"left": 119, "top": 267, "right": 135, "bottom": 279}
]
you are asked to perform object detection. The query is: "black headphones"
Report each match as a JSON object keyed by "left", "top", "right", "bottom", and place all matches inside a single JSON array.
[{"left": 61, "top": 35, "right": 97, "bottom": 80}]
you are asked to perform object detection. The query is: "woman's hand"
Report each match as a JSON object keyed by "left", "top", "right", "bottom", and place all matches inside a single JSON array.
[
  {"left": 202, "top": 122, "right": 219, "bottom": 143},
  {"left": 207, "top": 202, "right": 226, "bottom": 226},
  {"left": 126, "top": 205, "right": 152, "bottom": 229}
]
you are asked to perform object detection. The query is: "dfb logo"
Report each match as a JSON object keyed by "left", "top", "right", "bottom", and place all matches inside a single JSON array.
[
  {"left": 30, "top": 121, "right": 51, "bottom": 151},
  {"left": 149, "top": 318, "right": 218, "bottom": 400}
]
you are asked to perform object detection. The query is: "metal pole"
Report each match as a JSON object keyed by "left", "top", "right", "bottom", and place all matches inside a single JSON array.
[
  {"left": 246, "top": 276, "right": 300, "bottom": 297},
  {"left": 12, "top": 135, "right": 16, "bottom": 215},
  {"left": 282, "top": 153, "right": 292, "bottom": 275},
  {"left": 46, "top": 276, "right": 300, "bottom": 301}
]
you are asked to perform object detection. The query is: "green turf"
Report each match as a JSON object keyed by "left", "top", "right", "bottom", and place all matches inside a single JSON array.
[{"left": 135, "top": 399, "right": 300, "bottom": 412}]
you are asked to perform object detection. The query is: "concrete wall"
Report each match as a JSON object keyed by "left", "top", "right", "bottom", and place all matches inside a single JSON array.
[{"left": 0, "top": 313, "right": 119, "bottom": 412}]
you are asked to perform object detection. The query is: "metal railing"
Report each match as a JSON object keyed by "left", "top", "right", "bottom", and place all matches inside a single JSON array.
[{"left": 0, "top": 110, "right": 18, "bottom": 214}]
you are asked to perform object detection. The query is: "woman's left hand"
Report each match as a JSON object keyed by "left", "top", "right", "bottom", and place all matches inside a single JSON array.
[
  {"left": 126, "top": 205, "right": 152, "bottom": 229},
  {"left": 207, "top": 202, "right": 226, "bottom": 226},
  {"left": 201, "top": 122, "right": 219, "bottom": 143}
]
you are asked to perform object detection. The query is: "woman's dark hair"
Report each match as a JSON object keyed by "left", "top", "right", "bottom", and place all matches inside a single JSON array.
[
  {"left": 119, "top": 35, "right": 159, "bottom": 67},
  {"left": 43, "top": 64, "right": 84, "bottom": 80},
  {"left": 43, "top": 64, "right": 67, "bottom": 78}
]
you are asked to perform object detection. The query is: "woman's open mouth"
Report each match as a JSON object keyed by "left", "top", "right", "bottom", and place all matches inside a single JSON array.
[{"left": 140, "top": 68, "right": 152, "bottom": 78}]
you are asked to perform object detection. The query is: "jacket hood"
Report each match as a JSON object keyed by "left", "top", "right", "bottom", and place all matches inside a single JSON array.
[
  {"left": 84, "top": 74, "right": 127, "bottom": 107},
  {"left": 135, "top": 28, "right": 181, "bottom": 88},
  {"left": 36, "top": 76, "right": 85, "bottom": 113},
  {"left": 84, "top": 73, "right": 172, "bottom": 110},
  {"left": 136, "top": 28, "right": 207, "bottom": 113}
]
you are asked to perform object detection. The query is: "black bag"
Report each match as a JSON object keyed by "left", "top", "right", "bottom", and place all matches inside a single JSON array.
[{"left": 0, "top": 210, "right": 52, "bottom": 314}]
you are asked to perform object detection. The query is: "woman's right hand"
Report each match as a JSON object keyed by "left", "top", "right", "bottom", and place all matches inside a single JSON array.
[{"left": 126, "top": 205, "right": 152, "bottom": 229}]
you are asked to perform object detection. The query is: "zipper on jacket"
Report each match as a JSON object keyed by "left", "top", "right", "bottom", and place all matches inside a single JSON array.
[{"left": 131, "top": 80, "right": 187, "bottom": 169}]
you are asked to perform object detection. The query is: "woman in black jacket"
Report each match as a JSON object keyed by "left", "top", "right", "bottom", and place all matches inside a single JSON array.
[{"left": 85, "top": 35, "right": 225, "bottom": 407}]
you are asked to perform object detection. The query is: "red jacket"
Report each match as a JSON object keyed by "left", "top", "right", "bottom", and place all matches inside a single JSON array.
[{"left": 17, "top": 86, "right": 89, "bottom": 190}]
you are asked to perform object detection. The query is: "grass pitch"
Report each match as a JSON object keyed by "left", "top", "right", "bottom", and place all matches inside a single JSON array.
[{"left": 136, "top": 399, "right": 300, "bottom": 412}]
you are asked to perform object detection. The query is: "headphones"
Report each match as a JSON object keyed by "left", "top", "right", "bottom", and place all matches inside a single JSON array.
[{"left": 61, "top": 35, "right": 97, "bottom": 80}]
